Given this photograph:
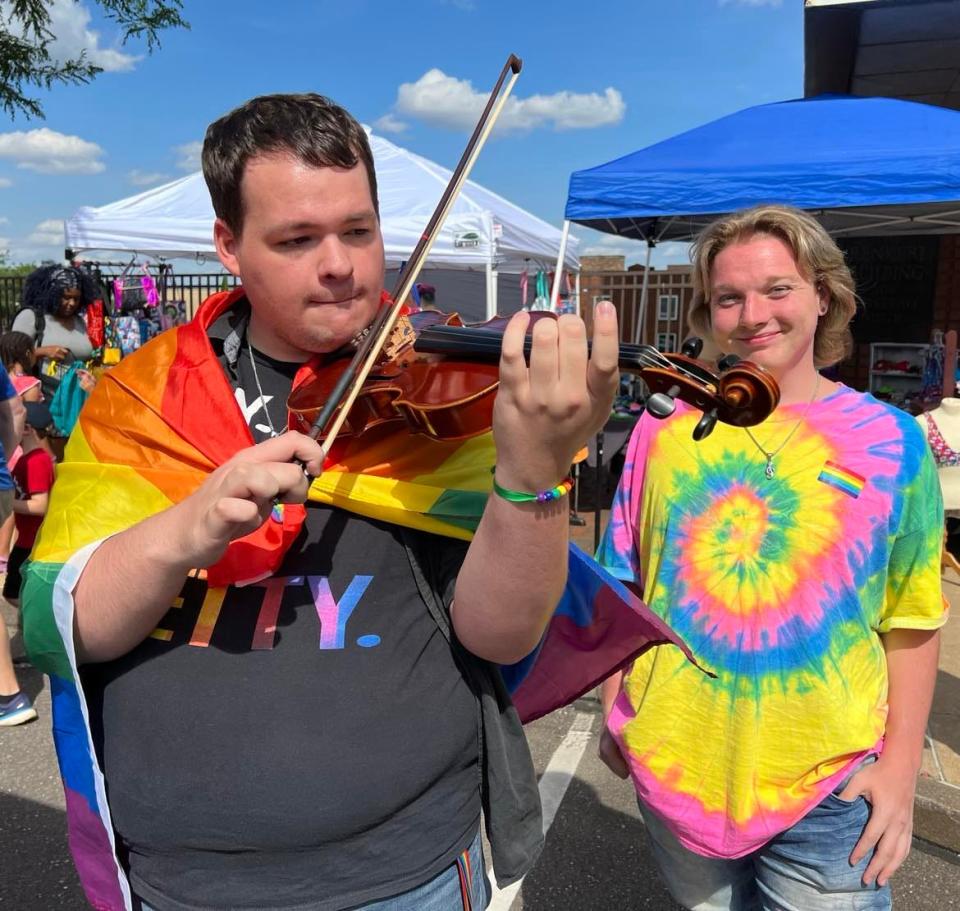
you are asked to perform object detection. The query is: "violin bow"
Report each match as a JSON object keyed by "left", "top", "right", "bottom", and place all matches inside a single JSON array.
[{"left": 309, "top": 53, "right": 523, "bottom": 454}]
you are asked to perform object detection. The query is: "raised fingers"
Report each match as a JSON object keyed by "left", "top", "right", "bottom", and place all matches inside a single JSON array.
[
  {"left": 499, "top": 310, "right": 531, "bottom": 402},
  {"left": 528, "top": 315, "right": 560, "bottom": 394},
  {"left": 587, "top": 300, "right": 620, "bottom": 399},
  {"left": 556, "top": 314, "right": 588, "bottom": 400}
]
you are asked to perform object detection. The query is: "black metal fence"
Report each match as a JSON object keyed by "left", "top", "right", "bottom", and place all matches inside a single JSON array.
[{"left": 0, "top": 268, "right": 241, "bottom": 329}]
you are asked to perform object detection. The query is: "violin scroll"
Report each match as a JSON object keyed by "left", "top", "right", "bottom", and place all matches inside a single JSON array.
[{"left": 634, "top": 337, "right": 779, "bottom": 438}]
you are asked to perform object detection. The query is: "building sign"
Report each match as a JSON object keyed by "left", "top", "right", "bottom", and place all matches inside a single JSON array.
[{"left": 839, "top": 235, "right": 937, "bottom": 344}]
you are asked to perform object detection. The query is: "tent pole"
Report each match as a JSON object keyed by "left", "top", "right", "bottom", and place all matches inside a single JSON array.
[
  {"left": 485, "top": 258, "right": 495, "bottom": 320},
  {"left": 491, "top": 267, "right": 499, "bottom": 315},
  {"left": 633, "top": 239, "right": 654, "bottom": 345},
  {"left": 550, "top": 219, "right": 571, "bottom": 310},
  {"left": 574, "top": 271, "right": 581, "bottom": 317}
]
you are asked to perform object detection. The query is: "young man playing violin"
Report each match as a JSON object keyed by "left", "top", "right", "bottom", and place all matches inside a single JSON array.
[
  {"left": 21, "top": 94, "right": 619, "bottom": 911},
  {"left": 597, "top": 205, "right": 944, "bottom": 911}
]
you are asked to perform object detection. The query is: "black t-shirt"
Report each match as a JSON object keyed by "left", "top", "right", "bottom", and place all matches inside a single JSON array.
[{"left": 82, "top": 331, "right": 480, "bottom": 911}]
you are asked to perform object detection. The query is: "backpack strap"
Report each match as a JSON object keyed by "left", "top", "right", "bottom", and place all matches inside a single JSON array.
[
  {"left": 33, "top": 308, "right": 44, "bottom": 346},
  {"left": 14, "top": 307, "right": 45, "bottom": 347}
]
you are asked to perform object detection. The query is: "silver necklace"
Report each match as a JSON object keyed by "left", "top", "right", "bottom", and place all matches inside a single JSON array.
[
  {"left": 247, "top": 343, "right": 279, "bottom": 438},
  {"left": 743, "top": 373, "right": 821, "bottom": 480}
]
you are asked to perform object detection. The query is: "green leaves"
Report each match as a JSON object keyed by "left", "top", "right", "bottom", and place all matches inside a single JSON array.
[{"left": 0, "top": 1, "right": 189, "bottom": 119}]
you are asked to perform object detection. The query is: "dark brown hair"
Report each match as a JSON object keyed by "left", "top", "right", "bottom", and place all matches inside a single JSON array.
[
  {"left": 0, "top": 331, "right": 35, "bottom": 370},
  {"left": 202, "top": 93, "right": 379, "bottom": 234}
]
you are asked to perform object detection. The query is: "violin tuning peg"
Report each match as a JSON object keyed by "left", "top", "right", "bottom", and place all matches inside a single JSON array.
[
  {"left": 717, "top": 353, "right": 742, "bottom": 372},
  {"left": 645, "top": 392, "right": 677, "bottom": 420},
  {"left": 681, "top": 337, "right": 703, "bottom": 359},
  {"left": 693, "top": 408, "right": 718, "bottom": 441}
]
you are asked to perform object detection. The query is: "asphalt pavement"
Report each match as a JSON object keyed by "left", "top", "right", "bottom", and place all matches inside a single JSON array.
[{"left": 3, "top": 667, "right": 960, "bottom": 910}]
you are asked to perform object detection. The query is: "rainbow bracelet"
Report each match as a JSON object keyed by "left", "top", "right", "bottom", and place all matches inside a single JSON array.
[{"left": 492, "top": 476, "right": 574, "bottom": 504}]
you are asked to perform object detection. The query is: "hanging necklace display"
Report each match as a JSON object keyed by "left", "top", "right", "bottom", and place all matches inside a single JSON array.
[{"left": 743, "top": 373, "right": 821, "bottom": 479}]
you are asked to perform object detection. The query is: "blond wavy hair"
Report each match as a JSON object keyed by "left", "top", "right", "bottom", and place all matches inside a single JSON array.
[{"left": 688, "top": 205, "right": 858, "bottom": 368}]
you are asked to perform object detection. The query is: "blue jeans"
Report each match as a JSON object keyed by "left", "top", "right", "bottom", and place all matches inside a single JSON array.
[
  {"left": 139, "top": 829, "right": 490, "bottom": 911},
  {"left": 639, "top": 766, "right": 891, "bottom": 911}
]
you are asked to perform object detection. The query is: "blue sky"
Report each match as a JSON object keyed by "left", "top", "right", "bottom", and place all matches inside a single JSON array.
[{"left": 0, "top": 0, "right": 802, "bottom": 268}]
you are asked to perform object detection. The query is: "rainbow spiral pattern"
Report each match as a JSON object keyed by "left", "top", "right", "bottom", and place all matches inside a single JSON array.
[{"left": 597, "top": 387, "right": 945, "bottom": 858}]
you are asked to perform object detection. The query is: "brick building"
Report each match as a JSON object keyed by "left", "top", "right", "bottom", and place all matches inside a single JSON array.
[{"left": 580, "top": 255, "right": 695, "bottom": 352}]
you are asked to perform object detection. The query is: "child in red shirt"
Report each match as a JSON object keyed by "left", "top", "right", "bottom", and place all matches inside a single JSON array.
[{"left": 3, "top": 402, "right": 55, "bottom": 606}]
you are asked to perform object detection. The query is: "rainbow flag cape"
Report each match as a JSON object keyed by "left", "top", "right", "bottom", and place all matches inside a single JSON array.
[{"left": 21, "top": 289, "right": 688, "bottom": 911}]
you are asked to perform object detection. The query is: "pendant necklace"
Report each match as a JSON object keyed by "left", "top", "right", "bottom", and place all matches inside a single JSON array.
[
  {"left": 743, "top": 373, "right": 821, "bottom": 480},
  {"left": 247, "top": 341, "right": 279, "bottom": 439}
]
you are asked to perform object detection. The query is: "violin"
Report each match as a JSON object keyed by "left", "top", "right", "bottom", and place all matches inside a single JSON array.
[
  {"left": 293, "top": 55, "right": 777, "bottom": 457},
  {"left": 288, "top": 309, "right": 780, "bottom": 446}
]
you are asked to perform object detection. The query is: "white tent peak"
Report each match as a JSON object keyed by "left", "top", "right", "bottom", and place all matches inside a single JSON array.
[{"left": 65, "top": 128, "right": 579, "bottom": 277}]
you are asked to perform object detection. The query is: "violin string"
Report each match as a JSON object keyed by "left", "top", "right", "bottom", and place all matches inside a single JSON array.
[{"left": 414, "top": 326, "right": 710, "bottom": 385}]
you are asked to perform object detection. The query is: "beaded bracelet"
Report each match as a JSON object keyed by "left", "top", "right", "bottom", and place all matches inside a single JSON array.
[{"left": 492, "top": 476, "right": 574, "bottom": 504}]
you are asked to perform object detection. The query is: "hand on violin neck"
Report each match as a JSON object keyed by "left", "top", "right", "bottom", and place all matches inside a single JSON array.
[{"left": 492, "top": 303, "right": 619, "bottom": 492}]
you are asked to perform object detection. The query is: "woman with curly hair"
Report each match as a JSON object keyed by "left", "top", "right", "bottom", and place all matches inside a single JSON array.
[
  {"left": 11, "top": 264, "right": 96, "bottom": 390},
  {"left": 11, "top": 265, "right": 98, "bottom": 456}
]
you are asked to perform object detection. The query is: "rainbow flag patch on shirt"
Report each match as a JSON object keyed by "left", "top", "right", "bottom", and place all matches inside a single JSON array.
[{"left": 818, "top": 461, "right": 866, "bottom": 498}]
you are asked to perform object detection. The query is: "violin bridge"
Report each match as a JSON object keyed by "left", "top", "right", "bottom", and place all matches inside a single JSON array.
[{"left": 383, "top": 315, "right": 417, "bottom": 361}]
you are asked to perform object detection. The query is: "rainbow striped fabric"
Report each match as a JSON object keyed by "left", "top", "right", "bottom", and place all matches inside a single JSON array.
[
  {"left": 597, "top": 387, "right": 946, "bottom": 859},
  {"left": 21, "top": 289, "right": 686, "bottom": 910}
]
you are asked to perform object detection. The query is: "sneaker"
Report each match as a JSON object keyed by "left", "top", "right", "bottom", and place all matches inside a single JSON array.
[{"left": 0, "top": 691, "right": 37, "bottom": 726}]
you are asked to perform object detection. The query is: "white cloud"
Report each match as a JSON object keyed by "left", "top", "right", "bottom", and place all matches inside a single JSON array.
[
  {"left": 0, "top": 128, "right": 105, "bottom": 174},
  {"left": 0, "top": 217, "right": 8, "bottom": 225},
  {"left": 174, "top": 140, "right": 202, "bottom": 172},
  {"left": 0, "top": 177, "right": 11, "bottom": 188},
  {"left": 393, "top": 69, "right": 625, "bottom": 133},
  {"left": 372, "top": 113, "right": 409, "bottom": 134},
  {"left": 2, "top": 0, "right": 141, "bottom": 71},
  {"left": 28, "top": 219, "right": 66, "bottom": 246},
  {"left": 128, "top": 169, "right": 171, "bottom": 187},
  {"left": 48, "top": 0, "right": 140, "bottom": 70}
]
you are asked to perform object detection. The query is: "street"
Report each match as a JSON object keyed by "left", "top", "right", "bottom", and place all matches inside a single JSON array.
[{"left": 3, "top": 666, "right": 960, "bottom": 910}]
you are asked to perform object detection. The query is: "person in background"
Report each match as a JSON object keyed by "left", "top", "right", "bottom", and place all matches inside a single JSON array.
[
  {"left": 3, "top": 401, "right": 55, "bottom": 609},
  {"left": 597, "top": 204, "right": 943, "bottom": 910},
  {"left": 12, "top": 266, "right": 99, "bottom": 457},
  {"left": 416, "top": 282, "right": 438, "bottom": 311},
  {"left": 0, "top": 369, "right": 42, "bottom": 571},
  {"left": 0, "top": 330, "right": 38, "bottom": 381},
  {"left": 11, "top": 265, "right": 96, "bottom": 384},
  {"left": 0, "top": 365, "right": 28, "bottom": 724}
]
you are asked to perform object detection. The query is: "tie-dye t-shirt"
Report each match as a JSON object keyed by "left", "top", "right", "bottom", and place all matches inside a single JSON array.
[{"left": 597, "top": 384, "right": 945, "bottom": 859}]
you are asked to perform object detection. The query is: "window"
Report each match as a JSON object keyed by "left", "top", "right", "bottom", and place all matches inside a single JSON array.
[
  {"left": 658, "top": 294, "right": 679, "bottom": 319},
  {"left": 656, "top": 332, "right": 678, "bottom": 351}
]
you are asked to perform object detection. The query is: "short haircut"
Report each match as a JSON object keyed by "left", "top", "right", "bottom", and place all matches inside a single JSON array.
[
  {"left": 689, "top": 205, "right": 858, "bottom": 368},
  {"left": 202, "top": 93, "right": 379, "bottom": 235}
]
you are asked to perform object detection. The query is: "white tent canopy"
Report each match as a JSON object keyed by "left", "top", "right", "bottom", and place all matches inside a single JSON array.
[{"left": 65, "top": 130, "right": 578, "bottom": 318}]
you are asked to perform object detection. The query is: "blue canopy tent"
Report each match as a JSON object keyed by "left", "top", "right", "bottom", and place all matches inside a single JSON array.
[
  {"left": 561, "top": 94, "right": 960, "bottom": 542},
  {"left": 560, "top": 94, "right": 960, "bottom": 343},
  {"left": 564, "top": 94, "right": 960, "bottom": 243}
]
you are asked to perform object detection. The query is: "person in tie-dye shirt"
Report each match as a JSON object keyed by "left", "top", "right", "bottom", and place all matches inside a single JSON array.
[{"left": 597, "top": 205, "right": 945, "bottom": 911}]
